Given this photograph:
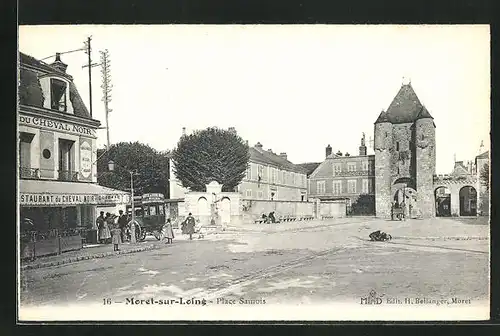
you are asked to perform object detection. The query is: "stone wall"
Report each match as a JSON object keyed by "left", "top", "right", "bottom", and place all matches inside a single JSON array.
[
  {"left": 241, "top": 199, "right": 346, "bottom": 223},
  {"left": 374, "top": 122, "right": 393, "bottom": 218}
]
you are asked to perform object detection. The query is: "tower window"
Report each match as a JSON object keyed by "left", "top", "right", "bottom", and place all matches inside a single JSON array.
[{"left": 396, "top": 142, "right": 400, "bottom": 151}]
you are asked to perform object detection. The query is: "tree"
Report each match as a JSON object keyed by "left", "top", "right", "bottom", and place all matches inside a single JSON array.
[
  {"left": 97, "top": 142, "right": 170, "bottom": 197},
  {"left": 172, "top": 127, "right": 250, "bottom": 192},
  {"left": 480, "top": 163, "right": 489, "bottom": 191}
]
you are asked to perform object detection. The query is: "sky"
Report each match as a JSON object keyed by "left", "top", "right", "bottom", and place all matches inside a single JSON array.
[{"left": 19, "top": 25, "right": 490, "bottom": 174}]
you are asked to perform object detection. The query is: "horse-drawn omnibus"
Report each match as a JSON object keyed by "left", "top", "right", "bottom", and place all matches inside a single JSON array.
[{"left": 126, "top": 193, "right": 166, "bottom": 241}]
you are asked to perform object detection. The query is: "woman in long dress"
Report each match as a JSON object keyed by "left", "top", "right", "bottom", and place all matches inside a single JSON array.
[
  {"left": 111, "top": 219, "right": 122, "bottom": 251},
  {"left": 99, "top": 212, "right": 112, "bottom": 244},
  {"left": 161, "top": 218, "right": 175, "bottom": 244}
]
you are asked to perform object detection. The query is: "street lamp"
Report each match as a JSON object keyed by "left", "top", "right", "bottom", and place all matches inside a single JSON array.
[{"left": 107, "top": 160, "right": 140, "bottom": 243}]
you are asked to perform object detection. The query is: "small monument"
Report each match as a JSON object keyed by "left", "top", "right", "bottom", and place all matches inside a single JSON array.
[{"left": 206, "top": 181, "right": 222, "bottom": 226}]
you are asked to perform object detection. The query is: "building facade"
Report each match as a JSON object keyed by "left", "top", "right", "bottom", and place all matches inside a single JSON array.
[
  {"left": 18, "top": 52, "right": 129, "bottom": 242},
  {"left": 307, "top": 135, "right": 375, "bottom": 214},
  {"left": 238, "top": 142, "right": 308, "bottom": 201}
]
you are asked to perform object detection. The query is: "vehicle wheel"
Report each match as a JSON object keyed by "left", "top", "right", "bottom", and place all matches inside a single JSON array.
[
  {"left": 139, "top": 228, "right": 147, "bottom": 241},
  {"left": 152, "top": 231, "right": 161, "bottom": 240}
]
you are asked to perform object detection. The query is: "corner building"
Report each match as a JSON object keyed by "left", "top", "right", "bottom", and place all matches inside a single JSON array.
[
  {"left": 374, "top": 83, "right": 436, "bottom": 219},
  {"left": 18, "top": 52, "right": 129, "bottom": 250}
]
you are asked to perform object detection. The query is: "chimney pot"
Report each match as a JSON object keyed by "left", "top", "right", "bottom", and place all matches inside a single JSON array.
[
  {"left": 50, "top": 53, "right": 68, "bottom": 73},
  {"left": 325, "top": 144, "right": 332, "bottom": 158},
  {"left": 255, "top": 142, "right": 263, "bottom": 149}
]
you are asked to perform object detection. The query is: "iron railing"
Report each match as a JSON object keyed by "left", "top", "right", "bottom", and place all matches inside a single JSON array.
[
  {"left": 20, "top": 228, "right": 86, "bottom": 243},
  {"left": 19, "top": 167, "right": 41, "bottom": 179},
  {"left": 58, "top": 170, "right": 79, "bottom": 181}
]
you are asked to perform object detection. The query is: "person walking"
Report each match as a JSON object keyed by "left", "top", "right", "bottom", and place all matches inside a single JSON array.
[
  {"left": 161, "top": 218, "right": 175, "bottom": 244},
  {"left": 185, "top": 213, "right": 196, "bottom": 240},
  {"left": 117, "top": 210, "right": 128, "bottom": 242}
]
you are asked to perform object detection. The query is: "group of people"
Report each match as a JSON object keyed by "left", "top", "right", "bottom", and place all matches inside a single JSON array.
[
  {"left": 95, "top": 210, "right": 195, "bottom": 251},
  {"left": 261, "top": 211, "right": 277, "bottom": 224},
  {"left": 96, "top": 210, "right": 129, "bottom": 251}
]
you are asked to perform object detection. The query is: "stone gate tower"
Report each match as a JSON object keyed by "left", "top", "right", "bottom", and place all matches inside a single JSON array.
[{"left": 374, "top": 83, "right": 436, "bottom": 218}]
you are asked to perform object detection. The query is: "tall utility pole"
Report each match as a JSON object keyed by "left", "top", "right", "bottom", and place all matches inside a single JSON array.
[
  {"left": 100, "top": 49, "right": 113, "bottom": 149},
  {"left": 82, "top": 36, "right": 100, "bottom": 118}
]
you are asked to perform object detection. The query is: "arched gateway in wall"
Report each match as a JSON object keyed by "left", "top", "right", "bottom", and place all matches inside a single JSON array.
[
  {"left": 459, "top": 186, "right": 477, "bottom": 216},
  {"left": 434, "top": 186, "right": 451, "bottom": 217},
  {"left": 433, "top": 175, "right": 479, "bottom": 217}
]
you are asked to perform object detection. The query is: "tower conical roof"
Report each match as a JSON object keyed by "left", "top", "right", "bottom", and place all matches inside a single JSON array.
[
  {"left": 374, "top": 110, "right": 390, "bottom": 124},
  {"left": 415, "top": 105, "right": 434, "bottom": 120},
  {"left": 384, "top": 83, "right": 432, "bottom": 123}
]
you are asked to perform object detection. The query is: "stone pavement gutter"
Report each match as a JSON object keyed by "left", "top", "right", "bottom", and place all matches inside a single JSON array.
[{"left": 21, "top": 243, "right": 162, "bottom": 271}]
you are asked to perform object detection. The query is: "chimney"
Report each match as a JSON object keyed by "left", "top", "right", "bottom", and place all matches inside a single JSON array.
[
  {"left": 228, "top": 127, "right": 236, "bottom": 134},
  {"left": 245, "top": 140, "right": 249, "bottom": 146},
  {"left": 182, "top": 127, "right": 186, "bottom": 136},
  {"left": 359, "top": 133, "right": 367, "bottom": 156},
  {"left": 325, "top": 144, "right": 332, "bottom": 158},
  {"left": 255, "top": 142, "right": 263, "bottom": 150},
  {"left": 268, "top": 149, "right": 273, "bottom": 153},
  {"left": 279, "top": 152, "right": 288, "bottom": 160},
  {"left": 50, "top": 53, "right": 68, "bottom": 73},
  {"left": 336, "top": 150, "right": 343, "bottom": 157},
  {"left": 345, "top": 152, "right": 350, "bottom": 157}
]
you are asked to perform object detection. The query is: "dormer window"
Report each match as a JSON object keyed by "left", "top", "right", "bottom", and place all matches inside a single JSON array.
[{"left": 51, "top": 78, "right": 67, "bottom": 112}]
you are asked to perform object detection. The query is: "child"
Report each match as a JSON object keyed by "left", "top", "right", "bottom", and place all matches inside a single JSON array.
[
  {"left": 111, "top": 218, "right": 122, "bottom": 251},
  {"left": 161, "top": 218, "right": 175, "bottom": 244}
]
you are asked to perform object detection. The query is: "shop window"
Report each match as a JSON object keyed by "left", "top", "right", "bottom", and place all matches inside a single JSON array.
[{"left": 51, "top": 78, "right": 68, "bottom": 112}]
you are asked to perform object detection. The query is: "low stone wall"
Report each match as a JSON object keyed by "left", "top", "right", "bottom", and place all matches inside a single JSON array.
[{"left": 241, "top": 199, "right": 346, "bottom": 223}]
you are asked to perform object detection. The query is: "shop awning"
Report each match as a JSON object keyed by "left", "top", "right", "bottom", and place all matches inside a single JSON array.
[{"left": 19, "top": 180, "right": 131, "bottom": 207}]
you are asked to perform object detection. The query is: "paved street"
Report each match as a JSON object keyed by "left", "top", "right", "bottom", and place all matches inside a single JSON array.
[{"left": 20, "top": 217, "right": 489, "bottom": 319}]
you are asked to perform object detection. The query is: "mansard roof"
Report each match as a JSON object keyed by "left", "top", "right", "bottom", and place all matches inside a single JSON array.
[
  {"left": 18, "top": 52, "right": 92, "bottom": 119},
  {"left": 249, "top": 147, "right": 308, "bottom": 174},
  {"left": 381, "top": 83, "right": 434, "bottom": 124}
]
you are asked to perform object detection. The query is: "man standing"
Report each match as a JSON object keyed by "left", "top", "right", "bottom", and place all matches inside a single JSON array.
[
  {"left": 185, "top": 213, "right": 196, "bottom": 240},
  {"left": 117, "top": 210, "right": 128, "bottom": 242}
]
